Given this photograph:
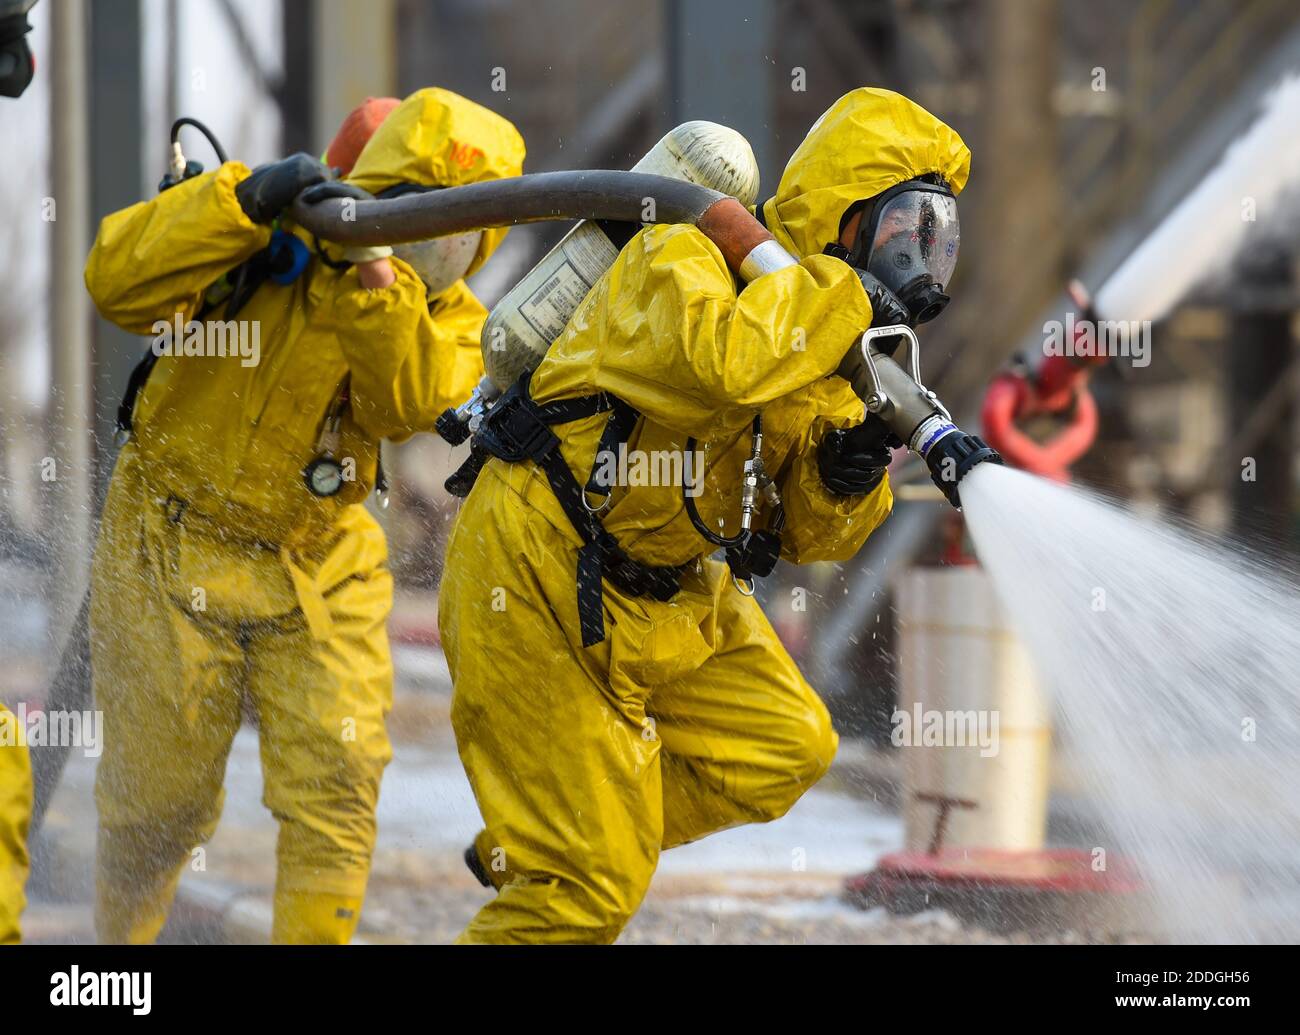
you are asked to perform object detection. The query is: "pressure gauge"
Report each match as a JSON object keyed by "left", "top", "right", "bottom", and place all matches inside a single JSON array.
[{"left": 303, "top": 455, "right": 345, "bottom": 497}]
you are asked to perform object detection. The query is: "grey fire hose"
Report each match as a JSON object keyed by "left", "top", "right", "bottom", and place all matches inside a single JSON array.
[{"left": 291, "top": 171, "right": 729, "bottom": 246}]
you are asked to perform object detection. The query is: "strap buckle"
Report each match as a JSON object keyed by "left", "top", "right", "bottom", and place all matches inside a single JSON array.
[
  {"left": 164, "top": 495, "right": 188, "bottom": 524},
  {"left": 478, "top": 383, "right": 559, "bottom": 463}
]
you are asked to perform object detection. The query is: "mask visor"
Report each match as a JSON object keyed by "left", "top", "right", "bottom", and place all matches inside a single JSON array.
[{"left": 861, "top": 183, "right": 959, "bottom": 322}]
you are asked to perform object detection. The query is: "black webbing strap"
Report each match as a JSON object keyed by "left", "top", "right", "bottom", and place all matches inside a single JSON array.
[
  {"left": 116, "top": 228, "right": 317, "bottom": 440},
  {"left": 583, "top": 396, "right": 640, "bottom": 502},
  {"left": 116, "top": 347, "right": 160, "bottom": 440},
  {"left": 475, "top": 374, "right": 683, "bottom": 647}
]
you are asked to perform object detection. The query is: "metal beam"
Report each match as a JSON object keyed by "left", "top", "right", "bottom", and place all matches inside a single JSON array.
[
  {"left": 667, "top": 0, "right": 777, "bottom": 189},
  {"left": 88, "top": 0, "right": 145, "bottom": 500},
  {"left": 48, "top": 0, "right": 92, "bottom": 642},
  {"left": 312, "top": 0, "right": 397, "bottom": 148}
]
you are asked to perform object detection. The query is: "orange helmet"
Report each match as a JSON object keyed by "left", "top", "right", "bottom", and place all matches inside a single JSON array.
[{"left": 324, "top": 97, "right": 400, "bottom": 176}]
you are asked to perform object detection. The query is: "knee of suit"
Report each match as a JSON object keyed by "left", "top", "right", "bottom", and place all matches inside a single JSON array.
[
  {"left": 578, "top": 877, "right": 649, "bottom": 942},
  {"left": 97, "top": 803, "right": 224, "bottom": 877},
  {"left": 270, "top": 785, "right": 381, "bottom": 899},
  {"left": 262, "top": 718, "right": 390, "bottom": 824},
  {"left": 754, "top": 697, "right": 839, "bottom": 823}
]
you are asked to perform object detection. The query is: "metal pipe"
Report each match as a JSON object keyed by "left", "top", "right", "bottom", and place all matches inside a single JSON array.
[{"left": 48, "top": 0, "right": 92, "bottom": 640}]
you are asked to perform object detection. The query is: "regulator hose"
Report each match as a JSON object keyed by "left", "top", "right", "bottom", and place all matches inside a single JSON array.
[{"left": 171, "top": 116, "right": 229, "bottom": 165}]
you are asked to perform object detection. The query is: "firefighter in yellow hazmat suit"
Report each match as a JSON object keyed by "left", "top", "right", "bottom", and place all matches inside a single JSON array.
[
  {"left": 84, "top": 88, "right": 524, "bottom": 944},
  {"left": 441, "top": 88, "right": 971, "bottom": 943},
  {"left": 0, "top": 703, "right": 32, "bottom": 944}
]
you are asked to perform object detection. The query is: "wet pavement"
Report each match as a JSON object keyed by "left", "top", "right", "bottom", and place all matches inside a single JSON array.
[{"left": 23, "top": 642, "right": 1138, "bottom": 944}]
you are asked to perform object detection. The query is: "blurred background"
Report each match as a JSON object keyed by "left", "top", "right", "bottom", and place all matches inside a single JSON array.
[{"left": 2, "top": 0, "right": 1299, "bottom": 943}]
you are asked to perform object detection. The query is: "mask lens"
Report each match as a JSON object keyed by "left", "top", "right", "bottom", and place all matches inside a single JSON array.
[{"left": 862, "top": 185, "right": 960, "bottom": 307}]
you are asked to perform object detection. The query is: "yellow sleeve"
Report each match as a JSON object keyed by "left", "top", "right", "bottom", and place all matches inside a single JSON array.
[
  {"left": 328, "top": 263, "right": 487, "bottom": 443},
  {"left": 533, "top": 223, "right": 875, "bottom": 438},
  {"left": 83, "top": 162, "right": 271, "bottom": 335},
  {"left": 0, "top": 704, "right": 32, "bottom": 945},
  {"left": 764, "top": 381, "right": 894, "bottom": 565}
]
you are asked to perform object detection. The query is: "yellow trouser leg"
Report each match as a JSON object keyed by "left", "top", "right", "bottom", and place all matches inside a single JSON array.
[
  {"left": 91, "top": 608, "right": 241, "bottom": 944},
  {"left": 0, "top": 704, "right": 32, "bottom": 945},
  {"left": 91, "top": 476, "right": 244, "bottom": 945},
  {"left": 441, "top": 496, "right": 663, "bottom": 944},
  {"left": 249, "top": 557, "right": 393, "bottom": 945},
  {"left": 654, "top": 587, "right": 838, "bottom": 851}
]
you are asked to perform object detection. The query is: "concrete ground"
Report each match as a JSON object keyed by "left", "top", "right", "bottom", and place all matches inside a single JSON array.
[{"left": 22, "top": 639, "right": 1147, "bottom": 945}]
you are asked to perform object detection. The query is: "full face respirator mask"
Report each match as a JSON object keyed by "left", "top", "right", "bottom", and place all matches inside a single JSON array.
[{"left": 829, "top": 176, "right": 960, "bottom": 326}]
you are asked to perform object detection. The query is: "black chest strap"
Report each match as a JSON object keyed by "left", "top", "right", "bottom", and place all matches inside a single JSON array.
[{"left": 473, "top": 373, "right": 683, "bottom": 648}]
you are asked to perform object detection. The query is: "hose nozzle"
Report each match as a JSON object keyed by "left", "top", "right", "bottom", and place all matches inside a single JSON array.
[{"left": 837, "top": 326, "right": 1003, "bottom": 508}]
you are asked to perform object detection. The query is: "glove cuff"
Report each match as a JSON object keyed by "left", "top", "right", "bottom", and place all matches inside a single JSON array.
[{"left": 343, "top": 245, "right": 394, "bottom": 264}]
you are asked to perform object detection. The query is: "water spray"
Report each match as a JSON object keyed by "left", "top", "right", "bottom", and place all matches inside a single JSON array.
[
  {"left": 1092, "top": 74, "right": 1300, "bottom": 326},
  {"left": 837, "top": 326, "right": 1002, "bottom": 508}
]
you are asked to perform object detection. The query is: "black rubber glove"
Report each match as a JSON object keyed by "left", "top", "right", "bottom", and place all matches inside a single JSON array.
[
  {"left": 818, "top": 415, "right": 898, "bottom": 496},
  {"left": 854, "top": 268, "right": 912, "bottom": 329},
  {"left": 235, "top": 152, "right": 328, "bottom": 224},
  {"left": 298, "top": 181, "right": 375, "bottom": 206},
  {"left": 299, "top": 183, "right": 393, "bottom": 265}
]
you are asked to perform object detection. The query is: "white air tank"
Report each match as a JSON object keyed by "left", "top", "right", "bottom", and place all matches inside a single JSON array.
[{"left": 480, "top": 121, "right": 761, "bottom": 390}]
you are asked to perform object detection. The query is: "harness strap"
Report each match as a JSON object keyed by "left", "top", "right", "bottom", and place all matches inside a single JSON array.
[
  {"left": 116, "top": 347, "right": 160, "bottom": 440},
  {"left": 474, "top": 374, "right": 684, "bottom": 647},
  {"left": 584, "top": 396, "right": 640, "bottom": 503}
]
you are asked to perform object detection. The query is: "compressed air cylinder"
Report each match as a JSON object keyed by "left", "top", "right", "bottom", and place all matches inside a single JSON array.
[
  {"left": 896, "top": 566, "right": 1051, "bottom": 854},
  {"left": 481, "top": 121, "right": 761, "bottom": 390}
]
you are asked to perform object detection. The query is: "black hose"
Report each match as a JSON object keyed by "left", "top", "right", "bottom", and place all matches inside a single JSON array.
[
  {"left": 290, "top": 170, "right": 727, "bottom": 246},
  {"left": 682, "top": 416, "right": 763, "bottom": 550},
  {"left": 170, "top": 116, "right": 228, "bottom": 165}
]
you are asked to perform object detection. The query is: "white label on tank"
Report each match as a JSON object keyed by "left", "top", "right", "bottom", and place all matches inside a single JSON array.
[
  {"left": 561, "top": 225, "right": 621, "bottom": 284},
  {"left": 515, "top": 228, "right": 620, "bottom": 343},
  {"left": 517, "top": 259, "right": 597, "bottom": 343}
]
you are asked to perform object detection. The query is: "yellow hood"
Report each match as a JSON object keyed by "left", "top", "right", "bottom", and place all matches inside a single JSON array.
[
  {"left": 761, "top": 87, "right": 970, "bottom": 261},
  {"left": 346, "top": 87, "right": 526, "bottom": 275}
]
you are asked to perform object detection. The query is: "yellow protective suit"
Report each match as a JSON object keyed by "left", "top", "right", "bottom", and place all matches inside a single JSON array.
[
  {"left": 84, "top": 87, "right": 524, "bottom": 944},
  {"left": 442, "top": 87, "right": 971, "bottom": 943},
  {"left": 0, "top": 703, "right": 32, "bottom": 945}
]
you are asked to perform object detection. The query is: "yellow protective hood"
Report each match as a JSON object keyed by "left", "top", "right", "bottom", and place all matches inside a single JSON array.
[
  {"left": 347, "top": 87, "right": 526, "bottom": 275},
  {"left": 761, "top": 87, "right": 970, "bottom": 261}
]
